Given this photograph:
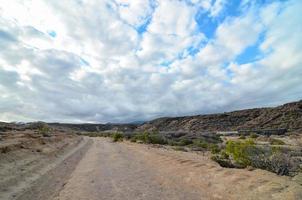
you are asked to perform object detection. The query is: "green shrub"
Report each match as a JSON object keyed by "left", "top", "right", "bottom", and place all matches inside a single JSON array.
[
  {"left": 225, "top": 139, "right": 256, "bottom": 167},
  {"left": 85, "top": 132, "right": 112, "bottom": 137},
  {"left": 38, "top": 125, "right": 51, "bottom": 137},
  {"left": 178, "top": 138, "right": 193, "bottom": 146},
  {"left": 250, "top": 133, "right": 259, "bottom": 139},
  {"left": 270, "top": 138, "right": 285, "bottom": 145},
  {"left": 220, "top": 150, "right": 229, "bottom": 159},
  {"left": 147, "top": 134, "right": 167, "bottom": 144},
  {"left": 193, "top": 139, "right": 208, "bottom": 148},
  {"left": 133, "top": 132, "right": 149, "bottom": 143},
  {"left": 239, "top": 135, "right": 246, "bottom": 139},
  {"left": 130, "top": 137, "right": 137, "bottom": 142},
  {"left": 131, "top": 132, "right": 167, "bottom": 145},
  {"left": 212, "top": 135, "right": 223, "bottom": 143},
  {"left": 213, "top": 139, "right": 298, "bottom": 176},
  {"left": 209, "top": 144, "right": 220, "bottom": 154},
  {"left": 211, "top": 154, "right": 234, "bottom": 168},
  {"left": 112, "top": 132, "right": 123, "bottom": 142},
  {"left": 167, "top": 140, "right": 178, "bottom": 146}
]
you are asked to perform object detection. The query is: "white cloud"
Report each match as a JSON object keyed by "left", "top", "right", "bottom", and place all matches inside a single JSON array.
[
  {"left": 0, "top": 0, "right": 301, "bottom": 123},
  {"left": 209, "top": 0, "right": 227, "bottom": 17},
  {"left": 138, "top": 0, "right": 205, "bottom": 65},
  {"left": 114, "top": 0, "right": 153, "bottom": 27}
]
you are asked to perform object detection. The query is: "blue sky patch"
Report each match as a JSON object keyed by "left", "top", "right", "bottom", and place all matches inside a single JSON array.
[
  {"left": 160, "top": 60, "right": 173, "bottom": 67},
  {"left": 137, "top": 17, "right": 152, "bottom": 34},
  {"left": 80, "top": 58, "right": 90, "bottom": 66},
  {"left": 47, "top": 30, "right": 57, "bottom": 38},
  {"left": 235, "top": 32, "right": 266, "bottom": 65},
  {"left": 195, "top": 0, "right": 242, "bottom": 39}
]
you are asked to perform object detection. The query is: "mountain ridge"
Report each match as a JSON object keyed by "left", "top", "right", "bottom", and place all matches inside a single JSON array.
[{"left": 1, "top": 100, "right": 301, "bottom": 133}]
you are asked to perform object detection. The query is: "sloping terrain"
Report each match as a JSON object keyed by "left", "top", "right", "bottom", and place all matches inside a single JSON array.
[
  {"left": 0, "top": 126, "right": 90, "bottom": 200},
  {"left": 138, "top": 100, "right": 302, "bottom": 132},
  {"left": 35, "top": 100, "right": 302, "bottom": 134}
]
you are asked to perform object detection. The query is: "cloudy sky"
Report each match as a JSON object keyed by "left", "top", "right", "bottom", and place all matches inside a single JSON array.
[{"left": 0, "top": 0, "right": 301, "bottom": 123}]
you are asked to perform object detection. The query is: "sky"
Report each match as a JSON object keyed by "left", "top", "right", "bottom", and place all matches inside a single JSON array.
[{"left": 0, "top": 0, "right": 301, "bottom": 123}]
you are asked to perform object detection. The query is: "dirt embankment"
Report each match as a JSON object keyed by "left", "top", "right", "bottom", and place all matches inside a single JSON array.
[{"left": 0, "top": 129, "right": 91, "bottom": 200}]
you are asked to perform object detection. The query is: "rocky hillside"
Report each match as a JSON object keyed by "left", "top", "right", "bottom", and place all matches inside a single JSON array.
[
  {"left": 49, "top": 123, "right": 137, "bottom": 132},
  {"left": 1, "top": 100, "right": 301, "bottom": 134},
  {"left": 138, "top": 100, "right": 302, "bottom": 133}
]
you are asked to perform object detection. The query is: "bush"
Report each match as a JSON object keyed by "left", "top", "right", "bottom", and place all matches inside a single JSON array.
[
  {"left": 193, "top": 139, "right": 208, "bottom": 149},
  {"left": 212, "top": 134, "right": 223, "bottom": 143},
  {"left": 85, "top": 132, "right": 112, "bottom": 137},
  {"left": 130, "top": 137, "right": 137, "bottom": 142},
  {"left": 209, "top": 144, "right": 220, "bottom": 154},
  {"left": 239, "top": 135, "right": 246, "bottom": 139},
  {"left": 222, "top": 140, "right": 298, "bottom": 176},
  {"left": 225, "top": 139, "right": 256, "bottom": 167},
  {"left": 270, "top": 138, "right": 285, "bottom": 145},
  {"left": 250, "top": 133, "right": 259, "bottom": 139},
  {"left": 248, "top": 148, "right": 296, "bottom": 176},
  {"left": 167, "top": 140, "right": 178, "bottom": 146},
  {"left": 38, "top": 125, "right": 51, "bottom": 137},
  {"left": 178, "top": 138, "right": 193, "bottom": 146},
  {"left": 147, "top": 134, "right": 167, "bottom": 144},
  {"left": 112, "top": 133, "right": 123, "bottom": 142},
  {"left": 133, "top": 132, "right": 149, "bottom": 143},
  {"left": 131, "top": 132, "right": 167, "bottom": 145},
  {"left": 211, "top": 154, "right": 234, "bottom": 168}
]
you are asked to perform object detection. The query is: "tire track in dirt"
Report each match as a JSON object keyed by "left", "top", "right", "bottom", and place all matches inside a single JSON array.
[{"left": 1, "top": 137, "right": 91, "bottom": 200}]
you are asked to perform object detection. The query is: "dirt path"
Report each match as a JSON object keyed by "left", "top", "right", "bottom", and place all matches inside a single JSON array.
[
  {"left": 0, "top": 133, "right": 91, "bottom": 200},
  {"left": 54, "top": 138, "right": 302, "bottom": 200}
]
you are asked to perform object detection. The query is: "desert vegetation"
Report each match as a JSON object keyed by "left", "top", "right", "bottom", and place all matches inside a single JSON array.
[
  {"left": 81, "top": 130, "right": 301, "bottom": 176},
  {"left": 212, "top": 137, "right": 301, "bottom": 176}
]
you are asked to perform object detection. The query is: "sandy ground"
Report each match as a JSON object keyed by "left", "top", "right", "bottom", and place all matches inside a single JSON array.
[
  {"left": 0, "top": 131, "right": 91, "bottom": 200},
  {"left": 53, "top": 138, "right": 302, "bottom": 200}
]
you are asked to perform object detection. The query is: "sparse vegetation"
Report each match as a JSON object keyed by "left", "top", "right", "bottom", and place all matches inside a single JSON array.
[
  {"left": 211, "top": 154, "right": 234, "bottom": 168},
  {"left": 193, "top": 139, "right": 209, "bottom": 148},
  {"left": 178, "top": 138, "right": 193, "bottom": 146},
  {"left": 1, "top": 146, "right": 10, "bottom": 154},
  {"left": 112, "top": 132, "right": 124, "bottom": 142},
  {"left": 130, "top": 132, "right": 167, "bottom": 145},
  {"left": 211, "top": 138, "right": 300, "bottom": 176},
  {"left": 209, "top": 144, "right": 220, "bottom": 154},
  {"left": 270, "top": 138, "right": 285, "bottom": 145},
  {"left": 37, "top": 124, "right": 51, "bottom": 137},
  {"left": 250, "top": 133, "right": 259, "bottom": 139},
  {"left": 80, "top": 129, "right": 299, "bottom": 176},
  {"left": 80, "top": 132, "right": 113, "bottom": 137},
  {"left": 130, "top": 137, "right": 137, "bottom": 143},
  {"left": 239, "top": 135, "right": 246, "bottom": 139},
  {"left": 172, "top": 146, "right": 187, "bottom": 152},
  {"left": 225, "top": 139, "right": 256, "bottom": 167}
]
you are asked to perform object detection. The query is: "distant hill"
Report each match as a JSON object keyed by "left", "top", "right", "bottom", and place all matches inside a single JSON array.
[
  {"left": 137, "top": 100, "right": 302, "bottom": 133},
  {"left": 1, "top": 100, "right": 301, "bottom": 134}
]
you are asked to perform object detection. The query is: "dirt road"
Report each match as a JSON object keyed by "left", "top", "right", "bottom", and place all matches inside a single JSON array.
[{"left": 53, "top": 138, "right": 302, "bottom": 200}]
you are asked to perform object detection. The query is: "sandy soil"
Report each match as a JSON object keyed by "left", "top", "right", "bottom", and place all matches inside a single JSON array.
[
  {"left": 54, "top": 138, "right": 302, "bottom": 200},
  {"left": 0, "top": 130, "right": 91, "bottom": 200}
]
